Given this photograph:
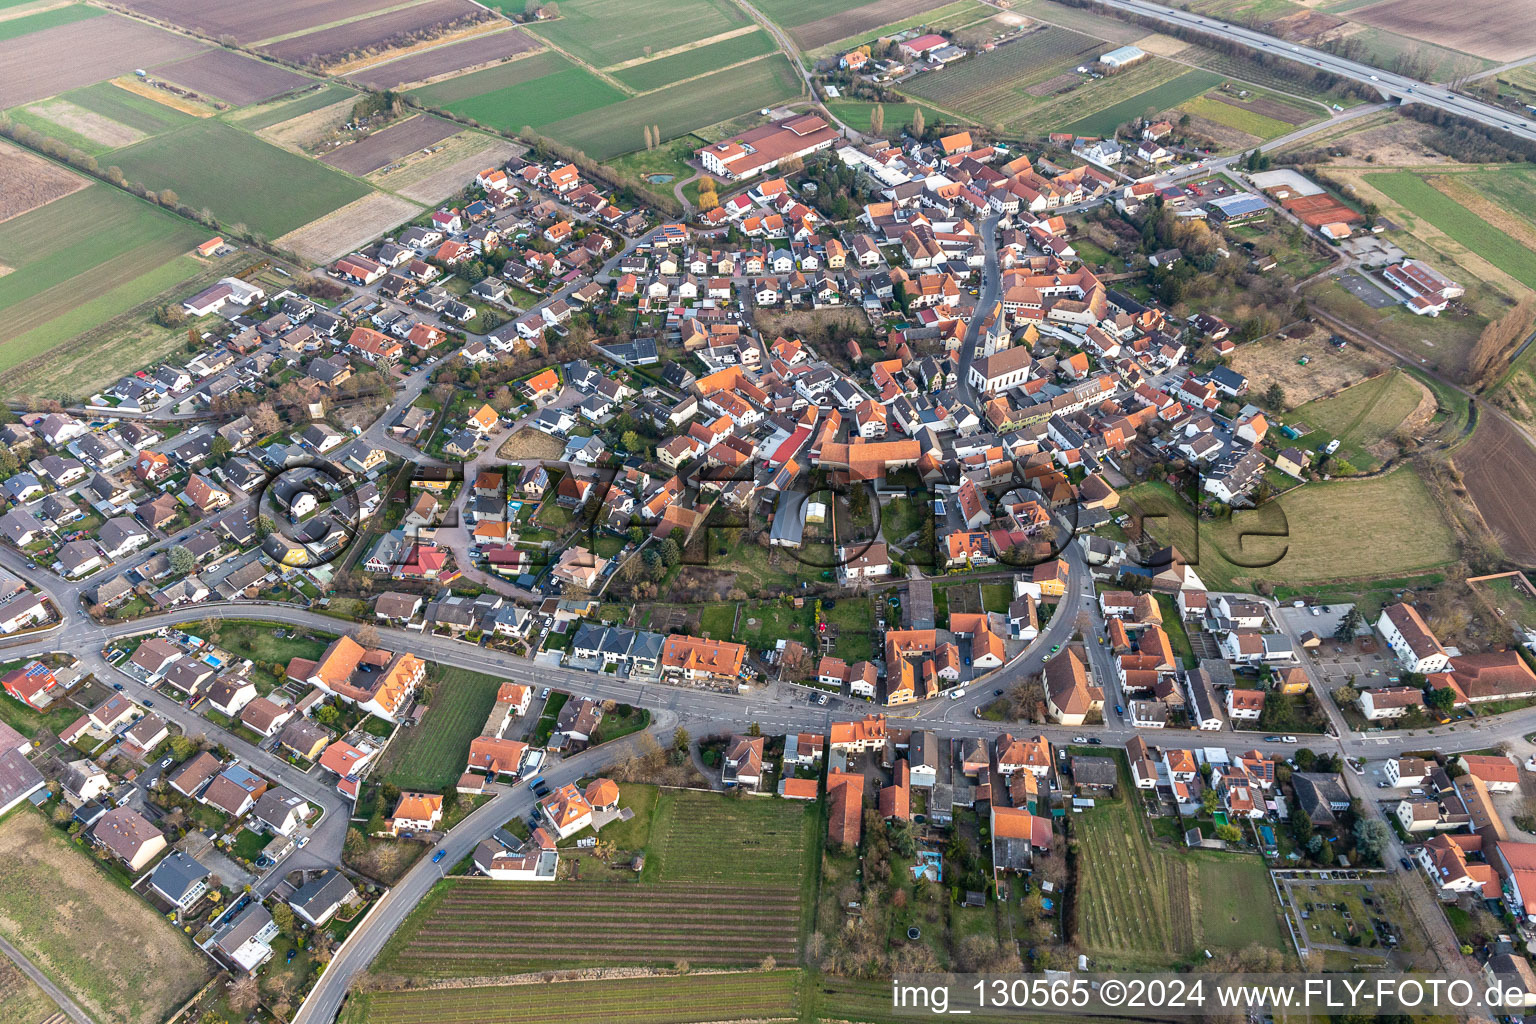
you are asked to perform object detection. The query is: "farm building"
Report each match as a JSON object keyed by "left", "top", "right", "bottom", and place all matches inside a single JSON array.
[{"left": 1099, "top": 45, "right": 1147, "bottom": 69}]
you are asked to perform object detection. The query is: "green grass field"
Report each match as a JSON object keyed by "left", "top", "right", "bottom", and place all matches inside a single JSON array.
[
  {"left": 1072, "top": 759, "right": 1285, "bottom": 966},
  {"left": 543, "top": 54, "right": 801, "bottom": 160},
  {"left": 378, "top": 665, "right": 508, "bottom": 791},
  {"left": 1063, "top": 68, "right": 1225, "bottom": 136},
  {"left": 0, "top": 3, "right": 101, "bottom": 41},
  {"left": 0, "top": 184, "right": 204, "bottom": 368},
  {"left": 1368, "top": 170, "right": 1536, "bottom": 291},
  {"left": 65, "top": 81, "right": 196, "bottom": 135},
  {"left": 107, "top": 120, "right": 370, "bottom": 239},
  {"left": 1125, "top": 471, "right": 1457, "bottom": 589},
  {"left": 531, "top": 0, "right": 750, "bottom": 67},
  {"left": 1180, "top": 94, "right": 1295, "bottom": 139},
  {"left": 341, "top": 970, "right": 804, "bottom": 1024},
  {"left": 825, "top": 99, "right": 948, "bottom": 134},
  {"left": 612, "top": 28, "right": 775, "bottom": 91},
  {"left": 412, "top": 50, "right": 624, "bottom": 133},
  {"left": 752, "top": 0, "right": 867, "bottom": 27},
  {"left": 1461, "top": 164, "right": 1536, "bottom": 237},
  {"left": 1286, "top": 368, "right": 1423, "bottom": 472},
  {"left": 645, "top": 789, "right": 814, "bottom": 884}
]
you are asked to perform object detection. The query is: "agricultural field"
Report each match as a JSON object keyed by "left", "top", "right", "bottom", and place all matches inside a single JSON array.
[
  {"left": 753, "top": 0, "right": 875, "bottom": 28},
  {"left": 1071, "top": 766, "right": 1286, "bottom": 966},
  {"left": 371, "top": 134, "right": 523, "bottom": 203},
  {"left": 412, "top": 51, "right": 625, "bottom": 133},
  {"left": 789, "top": 0, "right": 961, "bottom": 50},
  {"left": 1060, "top": 68, "right": 1224, "bottom": 137},
  {"left": 1125, "top": 470, "right": 1458, "bottom": 589},
  {"left": 376, "top": 788, "right": 814, "bottom": 978},
  {"left": 374, "top": 665, "right": 509, "bottom": 792},
  {"left": 0, "top": 184, "right": 206, "bottom": 382},
  {"left": 154, "top": 49, "right": 315, "bottom": 106},
  {"left": 274, "top": 191, "right": 423, "bottom": 262},
  {"left": 0, "top": 12, "right": 205, "bottom": 106},
  {"left": 108, "top": 120, "right": 372, "bottom": 239},
  {"left": 11, "top": 81, "right": 196, "bottom": 156},
  {"left": 0, "top": 957, "right": 59, "bottom": 1024},
  {"left": 543, "top": 55, "right": 802, "bottom": 161},
  {"left": 0, "top": 2, "right": 100, "bottom": 42},
  {"left": 0, "top": 810, "right": 212, "bottom": 1024},
  {"left": 0, "top": 141, "right": 85, "bottom": 222},
  {"left": 343, "top": 27, "right": 540, "bottom": 89},
  {"left": 1457, "top": 414, "right": 1536, "bottom": 565},
  {"left": 1180, "top": 91, "right": 1316, "bottom": 140},
  {"left": 340, "top": 971, "right": 804, "bottom": 1024},
  {"left": 528, "top": 0, "right": 751, "bottom": 68},
  {"left": 1345, "top": 0, "right": 1535, "bottom": 62},
  {"left": 378, "top": 879, "right": 804, "bottom": 975},
  {"left": 612, "top": 29, "right": 776, "bottom": 91},
  {"left": 321, "top": 114, "right": 461, "bottom": 174},
  {"left": 1173, "top": 45, "right": 1359, "bottom": 105},
  {"left": 900, "top": 26, "right": 1103, "bottom": 126},
  {"left": 1365, "top": 170, "right": 1536, "bottom": 292},
  {"left": 114, "top": 0, "right": 404, "bottom": 44},
  {"left": 227, "top": 84, "right": 357, "bottom": 131},
  {"left": 261, "top": 0, "right": 491, "bottom": 69},
  {"left": 1003, "top": 0, "right": 1147, "bottom": 44}
]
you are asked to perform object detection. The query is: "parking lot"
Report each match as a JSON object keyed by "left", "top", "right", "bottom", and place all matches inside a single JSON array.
[{"left": 1338, "top": 271, "right": 1398, "bottom": 309}]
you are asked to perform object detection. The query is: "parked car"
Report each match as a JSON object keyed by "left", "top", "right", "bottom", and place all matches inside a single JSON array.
[
  {"left": 432, "top": 849, "right": 446, "bottom": 864},
  {"left": 1087, "top": 737, "right": 1103, "bottom": 745}
]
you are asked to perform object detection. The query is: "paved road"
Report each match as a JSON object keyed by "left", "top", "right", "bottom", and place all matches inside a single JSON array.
[
  {"left": 0, "top": 936, "right": 96, "bottom": 1024},
  {"left": 291, "top": 728, "right": 659, "bottom": 1024},
  {"left": 1092, "top": 0, "right": 1536, "bottom": 141}
]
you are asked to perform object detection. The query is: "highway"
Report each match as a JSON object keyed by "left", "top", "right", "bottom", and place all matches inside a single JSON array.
[{"left": 1096, "top": 0, "right": 1536, "bottom": 141}]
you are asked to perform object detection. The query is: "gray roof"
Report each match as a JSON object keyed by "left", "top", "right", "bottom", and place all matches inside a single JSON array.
[
  {"left": 213, "top": 901, "right": 273, "bottom": 954},
  {"left": 149, "top": 850, "right": 209, "bottom": 903},
  {"left": 288, "top": 869, "right": 353, "bottom": 917}
]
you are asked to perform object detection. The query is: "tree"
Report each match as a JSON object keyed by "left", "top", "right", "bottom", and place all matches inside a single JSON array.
[
  {"left": 1214, "top": 823, "right": 1242, "bottom": 842},
  {"left": 271, "top": 902, "right": 295, "bottom": 936},
  {"left": 1425, "top": 685, "right": 1456, "bottom": 716},
  {"left": 352, "top": 623, "right": 380, "bottom": 649},
  {"left": 169, "top": 734, "right": 198, "bottom": 760},
  {"left": 1290, "top": 807, "right": 1314, "bottom": 847},
  {"left": 251, "top": 402, "right": 281, "bottom": 435},
  {"left": 1353, "top": 817, "right": 1391, "bottom": 865},
  {"left": 1264, "top": 382, "right": 1285, "bottom": 409},
  {"left": 1201, "top": 787, "right": 1220, "bottom": 815},
  {"left": 228, "top": 975, "right": 259, "bottom": 1015},
  {"left": 870, "top": 103, "right": 885, "bottom": 137},
  {"left": 344, "top": 827, "right": 366, "bottom": 856},
  {"left": 1334, "top": 685, "right": 1359, "bottom": 705},
  {"left": 1333, "top": 606, "right": 1364, "bottom": 640},
  {"left": 168, "top": 545, "right": 195, "bottom": 576},
  {"left": 911, "top": 108, "right": 925, "bottom": 138},
  {"left": 672, "top": 726, "right": 690, "bottom": 754}
]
